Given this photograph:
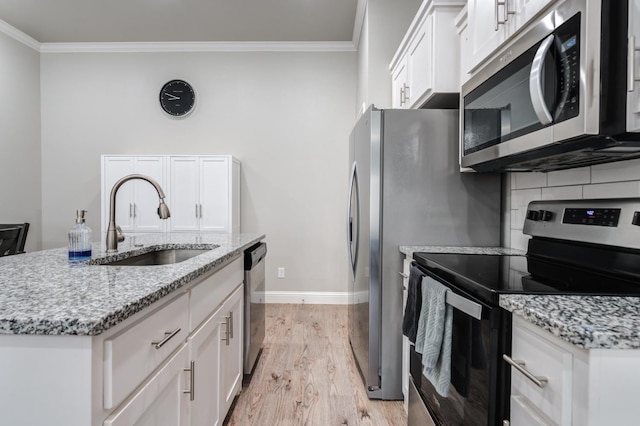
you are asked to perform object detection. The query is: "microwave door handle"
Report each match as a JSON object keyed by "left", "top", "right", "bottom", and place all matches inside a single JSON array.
[{"left": 529, "top": 34, "right": 555, "bottom": 126}]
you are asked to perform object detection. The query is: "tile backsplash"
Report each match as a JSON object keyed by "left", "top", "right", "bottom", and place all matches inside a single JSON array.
[{"left": 508, "top": 157, "right": 640, "bottom": 251}]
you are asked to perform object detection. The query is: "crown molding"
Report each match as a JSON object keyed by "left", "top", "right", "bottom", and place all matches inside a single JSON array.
[
  {"left": 0, "top": 19, "right": 40, "bottom": 51},
  {"left": 352, "top": 0, "right": 366, "bottom": 49},
  {"left": 39, "top": 41, "right": 356, "bottom": 54}
]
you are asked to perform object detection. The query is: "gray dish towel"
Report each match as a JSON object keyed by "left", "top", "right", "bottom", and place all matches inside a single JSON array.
[{"left": 414, "top": 276, "right": 453, "bottom": 397}]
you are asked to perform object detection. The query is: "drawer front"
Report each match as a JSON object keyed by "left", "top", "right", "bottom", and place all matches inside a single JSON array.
[
  {"left": 190, "top": 256, "right": 243, "bottom": 331},
  {"left": 104, "top": 293, "right": 189, "bottom": 410},
  {"left": 510, "top": 319, "right": 573, "bottom": 425}
]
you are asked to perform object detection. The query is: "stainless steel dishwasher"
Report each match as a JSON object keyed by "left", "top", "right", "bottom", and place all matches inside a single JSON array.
[{"left": 243, "top": 242, "right": 266, "bottom": 379}]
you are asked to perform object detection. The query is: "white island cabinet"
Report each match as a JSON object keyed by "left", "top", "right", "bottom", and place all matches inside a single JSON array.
[{"left": 0, "top": 256, "right": 245, "bottom": 426}]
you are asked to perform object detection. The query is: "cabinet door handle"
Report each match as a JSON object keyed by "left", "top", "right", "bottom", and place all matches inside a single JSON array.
[
  {"left": 151, "top": 327, "right": 181, "bottom": 349},
  {"left": 503, "top": 354, "right": 548, "bottom": 388},
  {"left": 228, "top": 311, "right": 234, "bottom": 339},
  {"left": 399, "top": 272, "right": 409, "bottom": 278},
  {"left": 402, "top": 83, "right": 410, "bottom": 104},
  {"left": 221, "top": 316, "right": 230, "bottom": 346},
  {"left": 183, "top": 361, "right": 195, "bottom": 401},
  {"left": 400, "top": 86, "right": 406, "bottom": 106},
  {"left": 133, "top": 203, "right": 137, "bottom": 218},
  {"left": 199, "top": 204, "right": 203, "bottom": 218},
  {"left": 195, "top": 204, "right": 199, "bottom": 218},
  {"left": 129, "top": 203, "right": 134, "bottom": 218}
]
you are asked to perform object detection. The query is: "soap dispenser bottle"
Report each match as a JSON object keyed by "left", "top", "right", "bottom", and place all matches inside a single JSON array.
[{"left": 68, "top": 209, "right": 93, "bottom": 262}]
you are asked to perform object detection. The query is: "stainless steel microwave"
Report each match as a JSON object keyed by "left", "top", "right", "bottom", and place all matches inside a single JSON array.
[{"left": 461, "top": 0, "right": 640, "bottom": 172}]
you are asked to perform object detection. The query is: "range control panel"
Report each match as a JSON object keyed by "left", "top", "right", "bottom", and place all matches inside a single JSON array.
[
  {"left": 562, "top": 208, "right": 621, "bottom": 227},
  {"left": 523, "top": 199, "right": 640, "bottom": 250}
]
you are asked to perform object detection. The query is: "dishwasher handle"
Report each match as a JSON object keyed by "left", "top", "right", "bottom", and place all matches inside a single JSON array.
[{"left": 245, "top": 242, "right": 267, "bottom": 270}]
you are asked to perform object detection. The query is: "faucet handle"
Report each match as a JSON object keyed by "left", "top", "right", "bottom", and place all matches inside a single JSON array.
[{"left": 116, "top": 225, "right": 125, "bottom": 243}]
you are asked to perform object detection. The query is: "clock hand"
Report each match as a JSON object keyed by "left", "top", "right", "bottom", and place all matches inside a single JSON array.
[{"left": 165, "top": 93, "right": 180, "bottom": 100}]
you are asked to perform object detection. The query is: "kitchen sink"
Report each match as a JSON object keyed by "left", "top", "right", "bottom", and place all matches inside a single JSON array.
[{"left": 93, "top": 247, "right": 214, "bottom": 266}]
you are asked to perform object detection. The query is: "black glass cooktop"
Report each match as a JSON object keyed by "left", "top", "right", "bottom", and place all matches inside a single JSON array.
[{"left": 413, "top": 252, "right": 640, "bottom": 305}]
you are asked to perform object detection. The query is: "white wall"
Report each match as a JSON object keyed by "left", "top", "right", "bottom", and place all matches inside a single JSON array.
[
  {"left": 0, "top": 31, "right": 41, "bottom": 252},
  {"left": 40, "top": 50, "right": 356, "bottom": 293},
  {"left": 508, "top": 158, "right": 640, "bottom": 250}
]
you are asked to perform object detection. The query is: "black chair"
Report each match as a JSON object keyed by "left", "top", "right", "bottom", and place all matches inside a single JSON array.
[{"left": 0, "top": 223, "right": 29, "bottom": 255}]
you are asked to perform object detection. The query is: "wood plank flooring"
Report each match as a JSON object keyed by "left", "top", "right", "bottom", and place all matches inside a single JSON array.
[{"left": 225, "top": 304, "right": 407, "bottom": 426}]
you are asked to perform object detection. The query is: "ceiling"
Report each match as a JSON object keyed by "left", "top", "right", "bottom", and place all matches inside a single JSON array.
[{"left": 0, "top": 0, "right": 359, "bottom": 44}]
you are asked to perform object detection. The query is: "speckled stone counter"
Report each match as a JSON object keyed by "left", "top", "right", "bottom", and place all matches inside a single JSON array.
[
  {"left": 399, "top": 245, "right": 525, "bottom": 258},
  {"left": 0, "top": 232, "right": 264, "bottom": 336},
  {"left": 500, "top": 295, "right": 640, "bottom": 350}
]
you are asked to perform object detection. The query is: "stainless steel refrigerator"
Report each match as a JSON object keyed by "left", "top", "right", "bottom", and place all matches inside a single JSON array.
[{"left": 347, "top": 106, "right": 501, "bottom": 400}]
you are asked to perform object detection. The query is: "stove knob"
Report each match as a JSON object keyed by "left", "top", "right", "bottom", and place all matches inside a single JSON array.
[
  {"left": 539, "top": 210, "right": 553, "bottom": 221},
  {"left": 633, "top": 211, "right": 640, "bottom": 226},
  {"left": 526, "top": 210, "right": 540, "bottom": 221}
]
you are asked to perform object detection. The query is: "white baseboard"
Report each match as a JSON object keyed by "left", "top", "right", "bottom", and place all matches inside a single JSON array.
[{"left": 264, "top": 291, "right": 350, "bottom": 305}]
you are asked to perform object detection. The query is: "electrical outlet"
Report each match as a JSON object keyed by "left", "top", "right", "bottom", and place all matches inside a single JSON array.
[{"left": 277, "top": 267, "right": 285, "bottom": 278}]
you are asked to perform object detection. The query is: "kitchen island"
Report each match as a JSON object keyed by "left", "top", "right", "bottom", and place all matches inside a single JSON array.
[{"left": 0, "top": 232, "right": 264, "bottom": 425}]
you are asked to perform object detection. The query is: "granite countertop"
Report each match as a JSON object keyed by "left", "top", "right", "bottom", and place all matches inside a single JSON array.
[
  {"left": 0, "top": 232, "right": 264, "bottom": 336},
  {"left": 399, "top": 245, "right": 525, "bottom": 258},
  {"left": 501, "top": 295, "right": 640, "bottom": 350}
]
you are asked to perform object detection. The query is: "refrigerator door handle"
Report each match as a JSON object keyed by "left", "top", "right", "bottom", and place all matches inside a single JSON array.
[{"left": 347, "top": 161, "right": 360, "bottom": 278}]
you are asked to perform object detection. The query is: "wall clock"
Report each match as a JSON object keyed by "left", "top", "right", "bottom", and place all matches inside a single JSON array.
[{"left": 159, "top": 79, "right": 196, "bottom": 117}]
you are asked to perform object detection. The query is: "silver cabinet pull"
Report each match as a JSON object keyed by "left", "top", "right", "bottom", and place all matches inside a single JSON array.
[
  {"left": 129, "top": 203, "right": 134, "bottom": 218},
  {"left": 133, "top": 203, "right": 137, "bottom": 218},
  {"left": 503, "top": 354, "right": 548, "bottom": 388},
  {"left": 199, "top": 204, "right": 203, "bottom": 218},
  {"left": 228, "top": 311, "right": 234, "bottom": 339},
  {"left": 195, "top": 204, "right": 199, "bottom": 218},
  {"left": 183, "top": 361, "right": 195, "bottom": 401},
  {"left": 151, "top": 328, "right": 181, "bottom": 349},
  {"left": 399, "top": 272, "right": 409, "bottom": 278},
  {"left": 402, "top": 83, "right": 410, "bottom": 104},
  {"left": 221, "top": 316, "right": 230, "bottom": 346}
]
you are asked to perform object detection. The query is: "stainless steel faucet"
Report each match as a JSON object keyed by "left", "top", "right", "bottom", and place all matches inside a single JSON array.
[{"left": 106, "top": 174, "right": 171, "bottom": 253}]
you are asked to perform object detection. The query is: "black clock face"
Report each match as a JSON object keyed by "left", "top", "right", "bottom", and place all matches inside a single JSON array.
[{"left": 159, "top": 79, "right": 196, "bottom": 117}]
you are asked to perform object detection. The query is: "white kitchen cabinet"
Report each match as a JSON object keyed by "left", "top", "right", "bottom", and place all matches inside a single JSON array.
[
  {"left": 188, "top": 283, "right": 243, "bottom": 426},
  {"left": 101, "top": 156, "right": 168, "bottom": 238},
  {"left": 466, "top": 0, "right": 555, "bottom": 75},
  {"left": 103, "top": 343, "right": 190, "bottom": 426},
  {"left": 219, "top": 287, "right": 243, "bottom": 416},
  {"left": 401, "top": 258, "right": 411, "bottom": 410},
  {"left": 627, "top": 0, "right": 640, "bottom": 132},
  {"left": 169, "top": 156, "right": 240, "bottom": 233},
  {"left": 390, "top": 0, "right": 464, "bottom": 109},
  {"left": 509, "top": 315, "right": 640, "bottom": 425}
]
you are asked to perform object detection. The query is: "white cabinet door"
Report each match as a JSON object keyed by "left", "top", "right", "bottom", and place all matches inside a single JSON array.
[
  {"left": 391, "top": 60, "right": 409, "bottom": 109},
  {"left": 103, "top": 157, "right": 135, "bottom": 235},
  {"left": 169, "top": 157, "right": 200, "bottom": 232},
  {"left": 219, "top": 286, "right": 243, "bottom": 417},
  {"left": 628, "top": 0, "right": 640, "bottom": 132},
  {"left": 467, "top": 0, "right": 509, "bottom": 73},
  {"left": 516, "top": 0, "right": 554, "bottom": 28},
  {"left": 102, "top": 156, "right": 167, "bottom": 238},
  {"left": 188, "top": 303, "right": 223, "bottom": 426},
  {"left": 199, "top": 157, "right": 229, "bottom": 232},
  {"left": 104, "top": 343, "right": 189, "bottom": 426},
  {"left": 407, "top": 14, "right": 433, "bottom": 107}
]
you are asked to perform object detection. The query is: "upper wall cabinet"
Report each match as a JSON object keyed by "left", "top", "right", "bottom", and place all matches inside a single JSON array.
[
  {"left": 102, "top": 155, "right": 240, "bottom": 238},
  {"left": 466, "top": 0, "right": 556, "bottom": 76},
  {"left": 390, "top": 0, "right": 465, "bottom": 109}
]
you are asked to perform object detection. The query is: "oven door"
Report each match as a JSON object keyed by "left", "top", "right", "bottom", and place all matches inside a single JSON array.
[{"left": 409, "top": 268, "right": 511, "bottom": 425}]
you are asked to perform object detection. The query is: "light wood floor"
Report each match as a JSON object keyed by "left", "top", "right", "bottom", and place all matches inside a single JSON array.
[{"left": 225, "top": 304, "right": 407, "bottom": 426}]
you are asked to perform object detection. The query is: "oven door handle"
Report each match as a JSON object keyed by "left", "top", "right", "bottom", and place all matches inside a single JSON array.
[
  {"left": 445, "top": 291, "right": 483, "bottom": 320},
  {"left": 529, "top": 34, "right": 555, "bottom": 126}
]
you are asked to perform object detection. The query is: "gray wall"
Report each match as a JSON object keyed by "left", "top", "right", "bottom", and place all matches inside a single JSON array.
[
  {"left": 39, "top": 50, "right": 356, "bottom": 293},
  {"left": 0, "top": 31, "right": 41, "bottom": 252}
]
